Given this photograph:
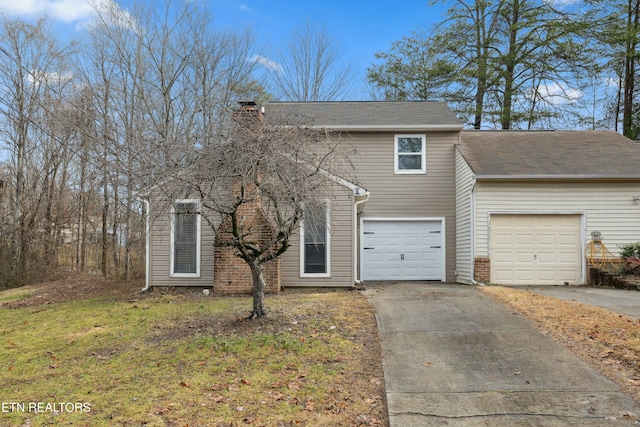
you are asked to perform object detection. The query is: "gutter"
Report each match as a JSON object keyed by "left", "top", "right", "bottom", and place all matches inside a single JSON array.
[
  {"left": 274, "top": 124, "right": 465, "bottom": 132},
  {"left": 469, "top": 177, "right": 484, "bottom": 286},
  {"left": 141, "top": 199, "right": 151, "bottom": 292},
  {"left": 353, "top": 190, "right": 370, "bottom": 284},
  {"left": 475, "top": 174, "right": 640, "bottom": 180},
  {"left": 316, "top": 124, "right": 465, "bottom": 132}
]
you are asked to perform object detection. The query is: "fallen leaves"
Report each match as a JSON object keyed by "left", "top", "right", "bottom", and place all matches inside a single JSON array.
[
  {"left": 481, "top": 286, "right": 640, "bottom": 404},
  {"left": 1, "top": 280, "right": 388, "bottom": 426}
]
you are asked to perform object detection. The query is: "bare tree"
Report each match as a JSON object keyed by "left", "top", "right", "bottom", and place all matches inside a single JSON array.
[
  {"left": 156, "top": 106, "right": 355, "bottom": 318},
  {"left": 71, "top": 0, "right": 263, "bottom": 278},
  {"left": 270, "top": 22, "right": 354, "bottom": 101},
  {"left": 0, "top": 17, "right": 71, "bottom": 286}
]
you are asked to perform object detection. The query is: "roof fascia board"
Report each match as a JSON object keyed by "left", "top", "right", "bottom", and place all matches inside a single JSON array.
[
  {"left": 475, "top": 174, "right": 640, "bottom": 180},
  {"left": 311, "top": 124, "right": 464, "bottom": 131},
  {"left": 319, "top": 169, "right": 369, "bottom": 195}
]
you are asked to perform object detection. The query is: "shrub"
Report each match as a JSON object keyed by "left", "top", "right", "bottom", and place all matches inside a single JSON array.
[
  {"left": 619, "top": 242, "right": 640, "bottom": 259},
  {"left": 620, "top": 257, "right": 640, "bottom": 275}
]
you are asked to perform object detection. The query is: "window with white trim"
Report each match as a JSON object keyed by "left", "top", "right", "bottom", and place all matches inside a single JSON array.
[
  {"left": 170, "top": 199, "right": 201, "bottom": 277},
  {"left": 394, "top": 134, "right": 426, "bottom": 174},
  {"left": 300, "top": 202, "right": 330, "bottom": 277}
]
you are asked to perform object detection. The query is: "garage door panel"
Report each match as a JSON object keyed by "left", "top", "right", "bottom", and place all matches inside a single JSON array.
[
  {"left": 537, "top": 252, "right": 556, "bottom": 263},
  {"left": 493, "top": 251, "right": 513, "bottom": 263},
  {"left": 362, "top": 220, "right": 443, "bottom": 281},
  {"left": 559, "top": 252, "right": 580, "bottom": 263},
  {"left": 421, "top": 251, "right": 440, "bottom": 261},
  {"left": 516, "top": 234, "right": 534, "bottom": 245},
  {"left": 368, "top": 237, "right": 384, "bottom": 246},
  {"left": 516, "top": 252, "right": 535, "bottom": 263},
  {"left": 494, "top": 271, "right": 513, "bottom": 281},
  {"left": 494, "top": 233, "right": 513, "bottom": 246},
  {"left": 559, "top": 233, "right": 578, "bottom": 245},
  {"left": 537, "top": 234, "right": 556, "bottom": 245},
  {"left": 490, "top": 214, "right": 582, "bottom": 285},
  {"left": 404, "top": 236, "right": 420, "bottom": 245},
  {"left": 514, "top": 216, "right": 534, "bottom": 226},
  {"left": 516, "top": 270, "right": 535, "bottom": 281},
  {"left": 538, "top": 270, "right": 557, "bottom": 281},
  {"left": 403, "top": 252, "right": 420, "bottom": 262}
]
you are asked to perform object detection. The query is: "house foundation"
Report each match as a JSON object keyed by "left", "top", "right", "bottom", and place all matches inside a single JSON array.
[{"left": 474, "top": 257, "right": 491, "bottom": 283}]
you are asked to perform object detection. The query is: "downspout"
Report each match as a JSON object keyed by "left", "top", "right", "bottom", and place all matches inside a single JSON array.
[
  {"left": 353, "top": 191, "right": 370, "bottom": 284},
  {"left": 141, "top": 198, "right": 151, "bottom": 292},
  {"left": 469, "top": 178, "right": 484, "bottom": 286}
]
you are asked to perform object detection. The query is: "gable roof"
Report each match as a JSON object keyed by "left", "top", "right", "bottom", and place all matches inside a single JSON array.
[
  {"left": 263, "top": 101, "right": 463, "bottom": 131},
  {"left": 457, "top": 130, "right": 640, "bottom": 179}
]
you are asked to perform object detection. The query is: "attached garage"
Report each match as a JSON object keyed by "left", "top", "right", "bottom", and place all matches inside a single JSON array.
[
  {"left": 490, "top": 214, "right": 583, "bottom": 285},
  {"left": 361, "top": 219, "right": 444, "bottom": 281},
  {"left": 455, "top": 130, "right": 640, "bottom": 286}
]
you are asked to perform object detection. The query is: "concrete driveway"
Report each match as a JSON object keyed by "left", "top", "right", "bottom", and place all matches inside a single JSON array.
[
  {"left": 362, "top": 282, "right": 640, "bottom": 426},
  {"left": 521, "top": 285, "right": 640, "bottom": 319}
]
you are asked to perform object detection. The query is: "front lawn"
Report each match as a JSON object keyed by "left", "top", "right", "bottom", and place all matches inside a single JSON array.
[{"left": 0, "top": 285, "right": 386, "bottom": 426}]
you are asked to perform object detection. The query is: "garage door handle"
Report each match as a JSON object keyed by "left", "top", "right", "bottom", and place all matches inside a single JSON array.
[
  {"left": 364, "top": 247, "right": 375, "bottom": 250},
  {"left": 431, "top": 246, "right": 441, "bottom": 248}
]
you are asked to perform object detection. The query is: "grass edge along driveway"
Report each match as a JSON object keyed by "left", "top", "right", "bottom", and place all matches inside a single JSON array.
[{"left": 0, "top": 289, "right": 387, "bottom": 427}]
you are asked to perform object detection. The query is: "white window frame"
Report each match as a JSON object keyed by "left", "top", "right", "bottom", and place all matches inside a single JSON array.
[
  {"left": 299, "top": 200, "right": 331, "bottom": 278},
  {"left": 170, "top": 199, "right": 201, "bottom": 278},
  {"left": 394, "top": 134, "right": 426, "bottom": 174}
]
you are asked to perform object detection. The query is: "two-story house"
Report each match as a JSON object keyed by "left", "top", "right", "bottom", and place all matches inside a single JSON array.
[{"left": 143, "top": 101, "right": 640, "bottom": 291}]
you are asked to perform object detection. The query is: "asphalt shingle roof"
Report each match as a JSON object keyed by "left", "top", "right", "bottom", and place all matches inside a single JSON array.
[
  {"left": 263, "top": 101, "right": 462, "bottom": 130},
  {"left": 458, "top": 130, "right": 640, "bottom": 178}
]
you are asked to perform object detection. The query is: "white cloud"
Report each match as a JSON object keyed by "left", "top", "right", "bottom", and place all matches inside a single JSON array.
[
  {"left": 0, "top": 0, "right": 96, "bottom": 22},
  {"left": 250, "top": 54, "right": 283, "bottom": 73},
  {"left": 536, "top": 81, "right": 583, "bottom": 105},
  {"left": 88, "top": 0, "right": 139, "bottom": 33},
  {"left": 27, "top": 69, "right": 72, "bottom": 85},
  {"left": 544, "top": 0, "right": 581, "bottom": 8}
]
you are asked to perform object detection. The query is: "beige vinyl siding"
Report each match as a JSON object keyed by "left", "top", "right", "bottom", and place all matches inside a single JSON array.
[
  {"left": 352, "top": 131, "right": 458, "bottom": 281},
  {"left": 281, "top": 182, "right": 355, "bottom": 287},
  {"left": 455, "top": 149, "right": 475, "bottom": 284},
  {"left": 474, "top": 181, "right": 640, "bottom": 258},
  {"left": 148, "top": 195, "right": 217, "bottom": 287}
]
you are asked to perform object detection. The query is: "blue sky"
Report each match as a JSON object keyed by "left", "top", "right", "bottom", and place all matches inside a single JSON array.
[
  {"left": 211, "top": 0, "right": 444, "bottom": 97},
  {"left": 0, "top": 0, "right": 446, "bottom": 99}
]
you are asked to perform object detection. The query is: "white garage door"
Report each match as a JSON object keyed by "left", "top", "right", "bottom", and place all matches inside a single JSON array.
[
  {"left": 362, "top": 220, "right": 443, "bottom": 281},
  {"left": 490, "top": 214, "right": 582, "bottom": 285}
]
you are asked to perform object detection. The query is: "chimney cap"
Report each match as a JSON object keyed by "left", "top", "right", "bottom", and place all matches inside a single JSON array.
[{"left": 238, "top": 100, "right": 257, "bottom": 110}]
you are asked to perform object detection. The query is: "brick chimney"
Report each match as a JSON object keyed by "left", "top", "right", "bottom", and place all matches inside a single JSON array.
[
  {"left": 212, "top": 111, "right": 280, "bottom": 294},
  {"left": 232, "top": 101, "right": 264, "bottom": 128}
]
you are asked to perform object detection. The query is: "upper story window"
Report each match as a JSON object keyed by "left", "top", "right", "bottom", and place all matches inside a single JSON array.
[
  {"left": 171, "top": 199, "right": 201, "bottom": 277},
  {"left": 395, "top": 134, "right": 426, "bottom": 174}
]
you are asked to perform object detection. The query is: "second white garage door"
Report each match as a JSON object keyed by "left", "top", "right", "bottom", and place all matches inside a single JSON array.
[
  {"left": 490, "top": 214, "right": 583, "bottom": 285},
  {"left": 362, "top": 220, "right": 443, "bottom": 281}
]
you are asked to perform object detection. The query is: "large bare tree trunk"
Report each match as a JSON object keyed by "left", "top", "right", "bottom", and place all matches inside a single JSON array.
[
  {"left": 101, "top": 171, "right": 108, "bottom": 278},
  {"left": 248, "top": 261, "right": 267, "bottom": 319},
  {"left": 623, "top": 0, "right": 639, "bottom": 138}
]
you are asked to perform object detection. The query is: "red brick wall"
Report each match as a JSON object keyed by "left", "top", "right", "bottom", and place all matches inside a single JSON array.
[
  {"left": 213, "top": 205, "right": 281, "bottom": 295},
  {"left": 474, "top": 257, "right": 490, "bottom": 283}
]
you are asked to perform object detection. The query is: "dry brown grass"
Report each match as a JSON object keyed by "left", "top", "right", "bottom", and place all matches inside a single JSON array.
[
  {"left": 481, "top": 286, "right": 640, "bottom": 403},
  {"left": 0, "top": 277, "right": 387, "bottom": 426}
]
